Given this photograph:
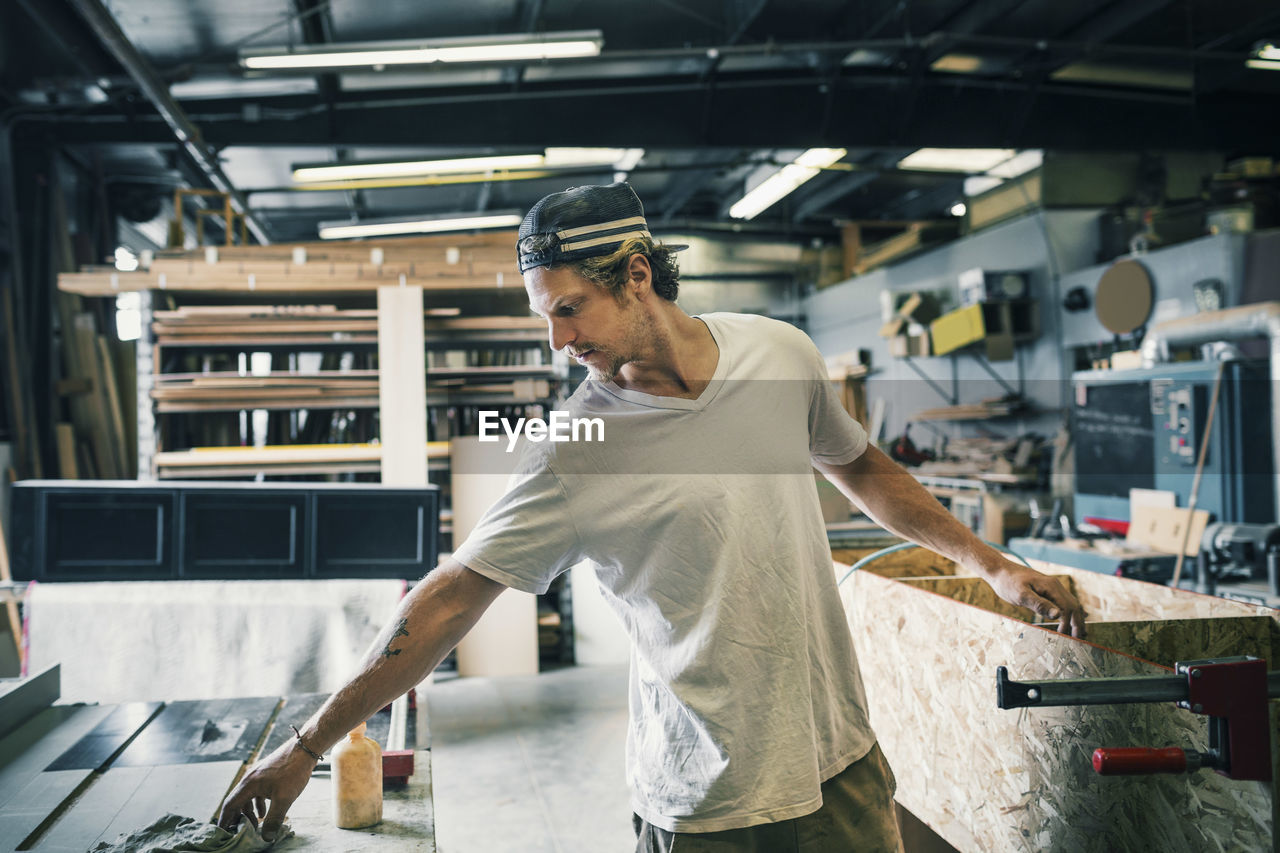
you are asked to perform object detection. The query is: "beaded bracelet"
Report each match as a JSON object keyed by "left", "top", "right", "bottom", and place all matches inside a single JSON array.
[{"left": 290, "top": 725, "right": 324, "bottom": 763}]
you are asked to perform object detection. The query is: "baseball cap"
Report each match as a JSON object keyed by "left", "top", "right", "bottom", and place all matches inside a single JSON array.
[{"left": 517, "top": 182, "right": 686, "bottom": 273}]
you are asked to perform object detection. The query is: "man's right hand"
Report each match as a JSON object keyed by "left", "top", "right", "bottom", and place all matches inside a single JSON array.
[{"left": 217, "top": 738, "right": 317, "bottom": 841}]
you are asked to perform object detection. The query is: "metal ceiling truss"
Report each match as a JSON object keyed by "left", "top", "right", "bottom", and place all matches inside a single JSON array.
[
  {"left": 64, "top": 0, "right": 271, "bottom": 243},
  {"left": 29, "top": 66, "right": 1278, "bottom": 150}
]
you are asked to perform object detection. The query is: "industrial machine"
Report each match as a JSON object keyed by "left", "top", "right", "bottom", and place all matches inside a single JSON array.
[
  {"left": 1195, "top": 521, "right": 1280, "bottom": 596},
  {"left": 1071, "top": 358, "right": 1274, "bottom": 529}
]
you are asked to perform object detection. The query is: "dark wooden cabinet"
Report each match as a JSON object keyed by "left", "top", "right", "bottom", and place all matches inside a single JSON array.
[{"left": 11, "top": 481, "right": 438, "bottom": 582}]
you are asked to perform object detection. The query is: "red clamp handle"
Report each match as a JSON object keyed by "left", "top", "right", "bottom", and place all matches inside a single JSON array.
[{"left": 1092, "top": 747, "right": 1188, "bottom": 775}]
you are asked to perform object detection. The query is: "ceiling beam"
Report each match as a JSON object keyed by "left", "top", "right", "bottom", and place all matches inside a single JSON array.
[
  {"left": 28, "top": 70, "right": 1280, "bottom": 151},
  {"left": 790, "top": 170, "right": 881, "bottom": 222},
  {"left": 1057, "top": 0, "right": 1180, "bottom": 45},
  {"left": 64, "top": 0, "right": 270, "bottom": 244},
  {"left": 656, "top": 151, "right": 745, "bottom": 222},
  {"left": 724, "top": 0, "right": 771, "bottom": 45},
  {"left": 518, "top": 0, "right": 546, "bottom": 32},
  {"left": 922, "top": 0, "right": 1033, "bottom": 65},
  {"left": 293, "top": 0, "right": 339, "bottom": 101},
  {"left": 13, "top": 0, "right": 120, "bottom": 81}
]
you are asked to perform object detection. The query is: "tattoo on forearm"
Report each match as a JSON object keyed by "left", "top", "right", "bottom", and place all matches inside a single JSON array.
[{"left": 382, "top": 618, "right": 410, "bottom": 657}]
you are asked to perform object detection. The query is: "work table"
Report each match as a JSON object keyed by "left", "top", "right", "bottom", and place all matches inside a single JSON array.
[{"left": 0, "top": 667, "right": 435, "bottom": 852}]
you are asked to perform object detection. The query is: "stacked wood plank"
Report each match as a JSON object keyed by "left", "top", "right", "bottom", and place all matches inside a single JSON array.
[
  {"left": 154, "top": 442, "right": 450, "bottom": 478},
  {"left": 911, "top": 396, "right": 1029, "bottom": 421},
  {"left": 58, "top": 231, "right": 524, "bottom": 295},
  {"left": 56, "top": 305, "right": 134, "bottom": 478},
  {"left": 152, "top": 371, "right": 380, "bottom": 413},
  {"left": 151, "top": 305, "right": 544, "bottom": 347},
  {"left": 151, "top": 369, "right": 554, "bottom": 413}
]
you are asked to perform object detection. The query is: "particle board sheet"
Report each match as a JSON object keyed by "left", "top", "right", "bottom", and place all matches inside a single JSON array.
[
  {"left": 894, "top": 575, "right": 1078, "bottom": 623},
  {"left": 1026, "top": 558, "right": 1276, "bottom": 622},
  {"left": 1083, "top": 615, "right": 1277, "bottom": 669},
  {"left": 841, "top": 562, "right": 1278, "bottom": 852},
  {"left": 831, "top": 547, "right": 961, "bottom": 578}
]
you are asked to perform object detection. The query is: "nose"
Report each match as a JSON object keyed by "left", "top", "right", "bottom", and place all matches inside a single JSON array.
[{"left": 547, "top": 317, "right": 576, "bottom": 353}]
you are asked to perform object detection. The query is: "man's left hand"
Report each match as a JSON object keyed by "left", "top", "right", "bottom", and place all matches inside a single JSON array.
[{"left": 983, "top": 561, "right": 1087, "bottom": 638}]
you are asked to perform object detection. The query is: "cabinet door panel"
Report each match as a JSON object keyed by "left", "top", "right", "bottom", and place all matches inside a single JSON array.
[
  {"left": 43, "top": 491, "right": 174, "bottom": 580},
  {"left": 179, "top": 492, "right": 307, "bottom": 579},
  {"left": 312, "top": 491, "right": 438, "bottom": 579}
]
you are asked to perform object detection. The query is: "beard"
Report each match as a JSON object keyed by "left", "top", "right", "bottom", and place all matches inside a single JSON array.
[
  {"left": 570, "top": 344, "right": 627, "bottom": 382},
  {"left": 574, "top": 299, "right": 654, "bottom": 383}
]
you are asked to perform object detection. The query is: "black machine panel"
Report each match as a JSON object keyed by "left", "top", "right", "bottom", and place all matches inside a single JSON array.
[{"left": 1072, "top": 381, "right": 1155, "bottom": 498}]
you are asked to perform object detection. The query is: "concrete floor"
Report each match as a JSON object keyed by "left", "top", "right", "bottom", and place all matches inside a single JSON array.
[{"left": 427, "top": 664, "right": 635, "bottom": 853}]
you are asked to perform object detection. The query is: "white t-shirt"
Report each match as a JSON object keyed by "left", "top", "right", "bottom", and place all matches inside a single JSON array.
[{"left": 452, "top": 312, "right": 875, "bottom": 833}]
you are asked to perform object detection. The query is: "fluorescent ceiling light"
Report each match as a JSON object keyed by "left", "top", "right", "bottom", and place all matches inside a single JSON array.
[
  {"left": 542, "top": 147, "right": 645, "bottom": 170},
  {"left": 242, "top": 32, "right": 602, "bottom": 71},
  {"left": 958, "top": 150, "right": 1043, "bottom": 198},
  {"left": 294, "top": 148, "right": 645, "bottom": 184},
  {"left": 987, "top": 149, "right": 1043, "bottom": 179},
  {"left": 898, "top": 148, "right": 1017, "bottom": 173},
  {"left": 1254, "top": 42, "right": 1280, "bottom": 61},
  {"left": 613, "top": 149, "right": 646, "bottom": 172},
  {"left": 963, "top": 176, "right": 1003, "bottom": 196},
  {"left": 1246, "top": 58, "right": 1280, "bottom": 70},
  {"left": 295, "top": 155, "right": 544, "bottom": 183},
  {"left": 114, "top": 246, "right": 139, "bottom": 272},
  {"left": 318, "top": 212, "right": 523, "bottom": 240},
  {"left": 729, "top": 148, "right": 846, "bottom": 220}
]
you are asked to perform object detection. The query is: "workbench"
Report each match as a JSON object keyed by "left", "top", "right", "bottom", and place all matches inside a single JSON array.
[{"left": 0, "top": 666, "right": 435, "bottom": 852}]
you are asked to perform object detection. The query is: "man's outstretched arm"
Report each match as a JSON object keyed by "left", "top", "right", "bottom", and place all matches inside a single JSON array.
[
  {"left": 217, "top": 558, "right": 506, "bottom": 839},
  {"left": 816, "top": 444, "right": 1087, "bottom": 637}
]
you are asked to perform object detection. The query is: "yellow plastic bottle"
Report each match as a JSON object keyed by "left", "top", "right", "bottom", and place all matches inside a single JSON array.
[{"left": 331, "top": 721, "right": 383, "bottom": 829}]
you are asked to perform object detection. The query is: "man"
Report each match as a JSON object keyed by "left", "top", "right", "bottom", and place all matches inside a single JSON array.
[{"left": 218, "top": 183, "right": 1085, "bottom": 851}]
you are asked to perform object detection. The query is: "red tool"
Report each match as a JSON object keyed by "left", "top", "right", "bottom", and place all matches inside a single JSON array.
[{"left": 997, "top": 657, "right": 1279, "bottom": 782}]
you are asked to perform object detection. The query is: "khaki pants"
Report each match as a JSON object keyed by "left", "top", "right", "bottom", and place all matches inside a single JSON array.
[{"left": 634, "top": 743, "right": 904, "bottom": 853}]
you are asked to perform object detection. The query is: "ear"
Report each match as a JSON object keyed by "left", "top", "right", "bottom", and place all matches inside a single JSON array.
[{"left": 625, "top": 253, "right": 652, "bottom": 300}]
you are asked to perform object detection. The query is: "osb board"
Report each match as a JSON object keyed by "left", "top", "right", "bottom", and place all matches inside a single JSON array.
[
  {"left": 831, "top": 546, "right": 963, "bottom": 578},
  {"left": 1023, "top": 558, "right": 1275, "bottom": 623},
  {"left": 1083, "top": 617, "right": 1276, "bottom": 671},
  {"left": 842, "top": 569, "right": 1275, "bottom": 853},
  {"left": 893, "top": 576, "right": 1078, "bottom": 625}
]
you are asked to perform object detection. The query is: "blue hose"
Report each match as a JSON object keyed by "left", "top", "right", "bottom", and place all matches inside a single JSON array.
[{"left": 836, "top": 540, "right": 1032, "bottom": 587}]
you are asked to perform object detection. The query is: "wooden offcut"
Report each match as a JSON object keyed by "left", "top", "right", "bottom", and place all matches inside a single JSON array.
[
  {"left": 841, "top": 552, "right": 1278, "bottom": 852},
  {"left": 54, "top": 424, "right": 79, "bottom": 478}
]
